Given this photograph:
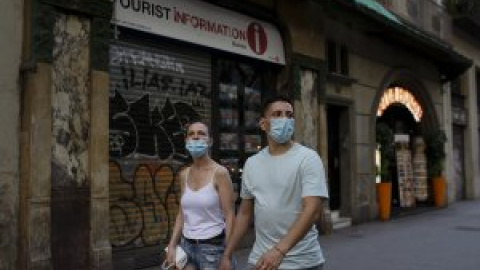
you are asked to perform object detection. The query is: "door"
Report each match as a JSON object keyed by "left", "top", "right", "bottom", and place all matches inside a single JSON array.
[{"left": 327, "top": 105, "right": 350, "bottom": 212}]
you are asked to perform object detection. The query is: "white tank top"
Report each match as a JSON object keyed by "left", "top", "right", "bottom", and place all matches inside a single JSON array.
[{"left": 181, "top": 166, "right": 225, "bottom": 239}]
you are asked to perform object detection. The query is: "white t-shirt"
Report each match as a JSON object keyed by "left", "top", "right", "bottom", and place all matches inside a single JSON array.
[{"left": 241, "top": 143, "right": 329, "bottom": 269}]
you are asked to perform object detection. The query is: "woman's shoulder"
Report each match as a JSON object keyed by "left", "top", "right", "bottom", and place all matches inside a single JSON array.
[
  {"left": 178, "top": 165, "right": 192, "bottom": 180},
  {"left": 213, "top": 164, "right": 230, "bottom": 177},
  {"left": 211, "top": 164, "right": 231, "bottom": 184}
]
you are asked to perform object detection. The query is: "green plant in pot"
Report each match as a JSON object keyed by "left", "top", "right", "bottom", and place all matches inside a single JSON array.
[
  {"left": 375, "top": 122, "right": 394, "bottom": 220},
  {"left": 424, "top": 129, "right": 447, "bottom": 178},
  {"left": 376, "top": 122, "right": 395, "bottom": 182},
  {"left": 424, "top": 129, "right": 447, "bottom": 207}
]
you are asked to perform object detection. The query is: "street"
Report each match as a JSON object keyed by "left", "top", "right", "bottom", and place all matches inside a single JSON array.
[
  {"left": 233, "top": 200, "right": 480, "bottom": 270},
  {"left": 147, "top": 200, "right": 480, "bottom": 270},
  {"left": 320, "top": 200, "right": 480, "bottom": 270}
]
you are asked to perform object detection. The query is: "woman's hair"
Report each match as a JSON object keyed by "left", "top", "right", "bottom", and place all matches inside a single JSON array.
[{"left": 184, "top": 121, "right": 210, "bottom": 137}]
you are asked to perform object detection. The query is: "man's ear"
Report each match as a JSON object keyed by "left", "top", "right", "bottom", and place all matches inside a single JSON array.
[{"left": 259, "top": 118, "right": 267, "bottom": 132}]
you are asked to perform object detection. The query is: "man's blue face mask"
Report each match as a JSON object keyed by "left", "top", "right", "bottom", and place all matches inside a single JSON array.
[
  {"left": 185, "top": 140, "right": 209, "bottom": 158},
  {"left": 269, "top": 118, "right": 295, "bottom": 144}
]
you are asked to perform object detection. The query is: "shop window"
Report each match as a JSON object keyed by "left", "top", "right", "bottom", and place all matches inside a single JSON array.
[
  {"left": 326, "top": 40, "right": 349, "bottom": 76},
  {"left": 214, "top": 59, "right": 267, "bottom": 205}
]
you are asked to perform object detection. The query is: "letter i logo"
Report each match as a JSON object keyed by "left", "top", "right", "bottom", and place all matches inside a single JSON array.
[{"left": 247, "top": 22, "right": 267, "bottom": 55}]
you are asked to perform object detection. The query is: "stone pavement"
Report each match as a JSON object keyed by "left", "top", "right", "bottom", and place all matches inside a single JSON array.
[{"left": 145, "top": 200, "right": 480, "bottom": 270}]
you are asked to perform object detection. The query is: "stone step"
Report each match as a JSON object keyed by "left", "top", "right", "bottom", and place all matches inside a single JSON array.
[{"left": 331, "top": 211, "right": 352, "bottom": 230}]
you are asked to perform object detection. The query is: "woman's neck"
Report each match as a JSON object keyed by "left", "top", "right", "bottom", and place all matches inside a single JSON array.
[{"left": 192, "top": 155, "right": 215, "bottom": 168}]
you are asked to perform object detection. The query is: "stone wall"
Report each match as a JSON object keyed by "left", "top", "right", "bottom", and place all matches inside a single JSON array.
[
  {"left": 18, "top": 1, "right": 112, "bottom": 269},
  {"left": 50, "top": 14, "right": 92, "bottom": 270},
  {"left": 0, "top": 0, "right": 22, "bottom": 269},
  {"left": 451, "top": 33, "right": 480, "bottom": 200}
]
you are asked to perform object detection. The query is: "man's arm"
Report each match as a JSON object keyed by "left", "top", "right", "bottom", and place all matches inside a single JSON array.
[
  {"left": 254, "top": 196, "right": 323, "bottom": 269},
  {"left": 275, "top": 196, "right": 322, "bottom": 253},
  {"left": 274, "top": 151, "right": 327, "bottom": 254},
  {"left": 219, "top": 199, "right": 254, "bottom": 270}
]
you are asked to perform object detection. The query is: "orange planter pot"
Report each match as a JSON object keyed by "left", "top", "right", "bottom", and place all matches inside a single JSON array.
[
  {"left": 376, "top": 182, "right": 392, "bottom": 221},
  {"left": 433, "top": 176, "right": 446, "bottom": 208}
]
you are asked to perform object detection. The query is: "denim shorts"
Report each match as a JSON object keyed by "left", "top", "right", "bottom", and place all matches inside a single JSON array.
[
  {"left": 246, "top": 263, "right": 323, "bottom": 270},
  {"left": 179, "top": 237, "right": 226, "bottom": 270}
]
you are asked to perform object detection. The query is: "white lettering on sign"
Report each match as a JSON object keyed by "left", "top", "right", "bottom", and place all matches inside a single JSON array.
[
  {"left": 117, "top": 0, "right": 172, "bottom": 19},
  {"left": 110, "top": 46, "right": 185, "bottom": 74},
  {"left": 377, "top": 87, "right": 423, "bottom": 122},
  {"left": 113, "top": 0, "right": 285, "bottom": 64}
]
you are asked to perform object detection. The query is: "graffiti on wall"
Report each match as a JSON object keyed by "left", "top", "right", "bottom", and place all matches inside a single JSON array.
[{"left": 109, "top": 44, "right": 210, "bottom": 248}]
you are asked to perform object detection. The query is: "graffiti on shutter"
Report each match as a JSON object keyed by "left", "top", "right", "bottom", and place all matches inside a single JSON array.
[{"left": 109, "top": 41, "right": 211, "bottom": 253}]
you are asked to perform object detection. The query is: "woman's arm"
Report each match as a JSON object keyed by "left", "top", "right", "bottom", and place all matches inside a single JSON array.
[
  {"left": 215, "top": 166, "right": 235, "bottom": 242},
  {"left": 168, "top": 207, "right": 184, "bottom": 248},
  {"left": 167, "top": 168, "right": 187, "bottom": 253}
]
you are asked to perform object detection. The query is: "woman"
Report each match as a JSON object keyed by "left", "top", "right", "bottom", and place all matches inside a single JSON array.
[{"left": 166, "top": 121, "right": 235, "bottom": 269}]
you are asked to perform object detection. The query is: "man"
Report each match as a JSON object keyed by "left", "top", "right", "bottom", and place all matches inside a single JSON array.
[{"left": 220, "top": 96, "right": 329, "bottom": 270}]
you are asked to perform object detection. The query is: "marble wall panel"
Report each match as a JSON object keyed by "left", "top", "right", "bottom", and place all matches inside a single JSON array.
[{"left": 51, "top": 15, "right": 90, "bottom": 187}]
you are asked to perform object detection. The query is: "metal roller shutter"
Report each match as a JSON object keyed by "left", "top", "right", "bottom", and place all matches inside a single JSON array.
[{"left": 109, "top": 40, "right": 211, "bottom": 269}]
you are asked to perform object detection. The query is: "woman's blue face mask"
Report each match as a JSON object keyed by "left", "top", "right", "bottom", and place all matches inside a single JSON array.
[
  {"left": 185, "top": 140, "right": 209, "bottom": 158},
  {"left": 269, "top": 118, "right": 295, "bottom": 144}
]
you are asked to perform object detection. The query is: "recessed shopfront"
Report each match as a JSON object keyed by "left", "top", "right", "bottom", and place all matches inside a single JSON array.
[
  {"left": 109, "top": 0, "right": 285, "bottom": 268},
  {"left": 375, "top": 86, "right": 436, "bottom": 213}
]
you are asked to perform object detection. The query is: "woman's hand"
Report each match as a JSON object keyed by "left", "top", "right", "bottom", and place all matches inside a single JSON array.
[
  {"left": 219, "top": 255, "right": 233, "bottom": 270},
  {"left": 165, "top": 244, "right": 177, "bottom": 267}
]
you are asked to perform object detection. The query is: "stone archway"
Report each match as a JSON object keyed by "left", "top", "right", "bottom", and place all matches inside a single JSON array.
[
  {"left": 373, "top": 68, "right": 440, "bottom": 133},
  {"left": 371, "top": 68, "right": 441, "bottom": 211}
]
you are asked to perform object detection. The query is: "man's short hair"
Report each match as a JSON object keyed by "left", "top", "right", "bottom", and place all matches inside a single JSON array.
[{"left": 261, "top": 95, "right": 293, "bottom": 117}]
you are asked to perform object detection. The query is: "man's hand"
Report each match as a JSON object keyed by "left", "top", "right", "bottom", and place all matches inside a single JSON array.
[
  {"left": 254, "top": 247, "right": 284, "bottom": 270},
  {"left": 219, "top": 255, "right": 233, "bottom": 270}
]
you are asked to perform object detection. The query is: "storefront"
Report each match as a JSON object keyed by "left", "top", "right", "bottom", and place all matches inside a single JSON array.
[
  {"left": 376, "top": 81, "right": 442, "bottom": 216},
  {"left": 376, "top": 86, "right": 432, "bottom": 211},
  {"left": 109, "top": 0, "right": 285, "bottom": 268}
]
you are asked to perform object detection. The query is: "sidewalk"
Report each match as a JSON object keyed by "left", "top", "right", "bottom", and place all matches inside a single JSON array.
[{"left": 321, "top": 200, "right": 480, "bottom": 270}]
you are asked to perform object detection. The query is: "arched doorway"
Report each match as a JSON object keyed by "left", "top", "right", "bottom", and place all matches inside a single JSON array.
[
  {"left": 374, "top": 80, "right": 439, "bottom": 215},
  {"left": 377, "top": 101, "right": 420, "bottom": 209}
]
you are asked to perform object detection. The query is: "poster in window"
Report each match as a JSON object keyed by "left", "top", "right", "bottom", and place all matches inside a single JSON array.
[
  {"left": 245, "top": 110, "right": 259, "bottom": 129},
  {"left": 219, "top": 83, "right": 238, "bottom": 104},
  {"left": 244, "top": 87, "right": 261, "bottom": 110},
  {"left": 220, "top": 157, "right": 240, "bottom": 174},
  {"left": 244, "top": 134, "right": 262, "bottom": 153},
  {"left": 220, "top": 133, "right": 239, "bottom": 151},
  {"left": 220, "top": 108, "right": 239, "bottom": 128}
]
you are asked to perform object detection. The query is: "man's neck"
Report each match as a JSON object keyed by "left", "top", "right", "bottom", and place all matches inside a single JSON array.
[{"left": 268, "top": 140, "right": 294, "bottom": 156}]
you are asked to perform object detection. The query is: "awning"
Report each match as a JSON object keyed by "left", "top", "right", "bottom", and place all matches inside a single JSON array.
[{"left": 353, "top": 0, "right": 401, "bottom": 24}]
